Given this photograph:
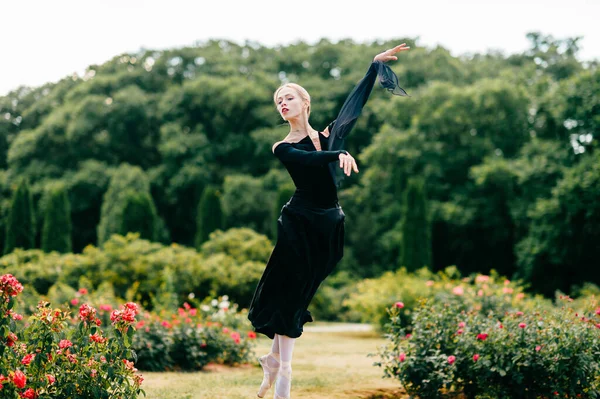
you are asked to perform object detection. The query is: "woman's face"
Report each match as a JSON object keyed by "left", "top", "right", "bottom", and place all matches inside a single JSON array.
[{"left": 275, "top": 87, "right": 306, "bottom": 120}]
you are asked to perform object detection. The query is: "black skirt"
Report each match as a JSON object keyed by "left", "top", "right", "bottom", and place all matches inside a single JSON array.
[{"left": 247, "top": 195, "right": 345, "bottom": 339}]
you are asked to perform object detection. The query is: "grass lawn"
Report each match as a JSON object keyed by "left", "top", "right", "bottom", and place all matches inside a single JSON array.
[{"left": 139, "top": 323, "right": 406, "bottom": 399}]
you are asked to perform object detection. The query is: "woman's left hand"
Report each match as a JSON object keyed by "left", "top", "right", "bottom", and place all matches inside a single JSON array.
[
  {"left": 339, "top": 152, "right": 359, "bottom": 176},
  {"left": 373, "top": 43, "right": 410, "bottom": 62}
]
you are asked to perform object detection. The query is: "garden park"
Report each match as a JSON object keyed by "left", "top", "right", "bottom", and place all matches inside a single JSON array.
[{"left": 0, "top": 32, "right": 599, "bottom": 398}]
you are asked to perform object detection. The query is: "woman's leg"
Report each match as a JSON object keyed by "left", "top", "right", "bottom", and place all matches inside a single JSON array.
[
  {"left": 257, "top": 334, "right": 281, "bottom": 397},
  {"left": 274, "top": 334, "right": 296, "bottom": 398}
]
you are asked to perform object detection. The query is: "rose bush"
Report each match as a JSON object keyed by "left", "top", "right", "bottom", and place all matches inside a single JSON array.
[
  {"left": 347, "top": 267, "right": 551, "bottom": 331},
  {"left": 0, "top": 274, "right": 144, "bottom": 398},
  {"left": 132, "top": 295, "right": 256, "bottom": 371},
  {"left": 375, "top": 280, "right": 600, "bottom": 399}
]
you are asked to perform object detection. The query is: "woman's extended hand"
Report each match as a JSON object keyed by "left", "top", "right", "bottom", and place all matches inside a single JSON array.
[
  {"left": 339, "top": 152, "right": 359, "bottom": 176},
  {"left": 373, "top": 43, "right": 410, "bottom": 62}
]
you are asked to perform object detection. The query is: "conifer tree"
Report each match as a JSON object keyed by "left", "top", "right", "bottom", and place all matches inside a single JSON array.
[
  {"left": 97, "top": 164, "right": 151, "bottom": 245},
  {"left": 120, "top": 190, "right": 158, "bottom": 241},
  {"left": 41, "top": 184, "right": 72, "bottom": 253},
  {"left": 400, "top": 178, "right": 432, "bottom": 271},
  {"left": 195, "top": 186, "right": 224, "bottom": 249},
  {"left": 4, "top": 179, "right": 36, "bottom": 254}
]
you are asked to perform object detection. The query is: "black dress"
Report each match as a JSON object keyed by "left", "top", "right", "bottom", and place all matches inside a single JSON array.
[{"left": 247, "top": 61, "right": 408, "bottom": 339}]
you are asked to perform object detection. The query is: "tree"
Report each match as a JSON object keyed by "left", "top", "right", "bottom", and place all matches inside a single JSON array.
[
  {"left": 120, "top": 190, "right": 158, "bottom": 241},
  {"left": 194, "top": 186, "right": 224, "bottom": 248},
  {"left": 97, "top": 164, "right": 153, "bottom": 245},
  {"left": 221, "top": 174, "right": 273, "bottom": 235},
  {"left": 4, "top": 179, "right": 36, "bottom": 254},
  {"left": 399, "top": 178, "right": 431, "bottom": 271},
  {"left": 41, "top": 183, "right": 72, "bottom": 253},
  {"left": 516, "top": 150, "right": 600, "bottom": 296}
]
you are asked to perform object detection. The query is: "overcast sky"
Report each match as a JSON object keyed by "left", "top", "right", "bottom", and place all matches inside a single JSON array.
[{"left": 1, "top": 0, "right": 598, "bottom": 96}]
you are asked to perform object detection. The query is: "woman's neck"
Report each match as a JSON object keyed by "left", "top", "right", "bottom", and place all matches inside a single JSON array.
[{"left": 288, "top": 119, "right": 317, "bottom": 139}]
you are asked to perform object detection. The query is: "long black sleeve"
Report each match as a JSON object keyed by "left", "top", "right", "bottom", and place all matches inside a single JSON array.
[
  {"left": 274, "top": 143, "right": 347, "bottom": 166},
  {"left": 327, "top": 60, "right": 409, "bottom": 186}
]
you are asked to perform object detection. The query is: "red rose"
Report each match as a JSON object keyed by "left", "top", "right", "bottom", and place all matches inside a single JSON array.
[
  {"left": 519, "top": 323, "right": 526, "bottom": 329},
  {"left": 247, "top": 331, "right": 257, "bottom": 339},
  {"left": 398, "top": 353, "right": 406, "bottom": 362},
  {"left": 394, "top": 302, "right": 404, "bottom": 309},
  {"left": 13, "top": 370, "right": 26, "bottom": 389},
  {"left": 20, "top": 388, "right": 37, "bottom": 399},
  {"left": 448, "top": 355, "right": 456, "bottom": 365},
  {"left": 476, "top": 333, "right": 488, "bottom": 341},
  {"left": 7, "top": 332, "right": 18, "bottom": 347},
  {"left": 21, "top": 354, "right": 35, "bottom": 365},
  {"left": 473, "top": 354, "right": 480, "bottom": 362}
]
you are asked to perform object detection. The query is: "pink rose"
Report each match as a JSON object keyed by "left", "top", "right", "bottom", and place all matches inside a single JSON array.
[
  {"left": 448, "top": 355, "right": 456, "bottom": 365},
  {"left": 398, "top": 353, "right": 406, "bottom": 362},
  {"left": 394, "top": 302, "right": 404, "bottom": 309},
  {"left": 59, "top": 339, "right": 73, "bottom": 349},
  {"left": 473, "top": 354, "right": 480, "bottom": 362}
]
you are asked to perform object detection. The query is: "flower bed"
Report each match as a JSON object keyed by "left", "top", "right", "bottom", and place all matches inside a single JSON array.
[
  {"left": 0, "top": 274, "right": 144, "bottom": 398},
  {"left": 374, "top": 275, "right": 600, "bottom": 398},
  {"left": 132, "top": 296, "right": 256, "bottom": 371}
]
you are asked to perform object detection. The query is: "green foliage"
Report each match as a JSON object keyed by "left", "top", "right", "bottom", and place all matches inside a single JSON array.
[
  {"left": 0, "top": 229, "right": 271, "bottom": 310},
  {"left": 0, "top": 275, "right": 144, "bottom": 398},
  {"left": 4, "top": 179, "right": 36, "bottom": 254},
  {"left": 516, "top": 150, "right": 600, "bottom": 296},
  {"left": 375, "top": 295, "right": 600, "bottom": 398},
  {"left": 0, "top": 34, "right": 598, "bottom": 297},
  {"left": 399, "top": 178, "right": 431, "bottom": 271},
  {"left": 120, "top": 189, "right": 158, "bottom": 241},
  {"left": 132, "top": 296, "right": 256, "bottom": 371},
  {"left": 221, "top": 174, "right": 273, "bottom": 235},
  {"left": 345, "top": 266, "right": 544, "bottom": 331},
  {"left": 97, "top": 164, "right": 154, "bottom": 245},
  {"left": 199, "top": 227, "right": 272, "bottom": 264},
  {"left": 41, "top": 183, "right": 72, "bottom": 253},
  {"left": 194, "top": 185, "right": 224, "bottom": 248}
]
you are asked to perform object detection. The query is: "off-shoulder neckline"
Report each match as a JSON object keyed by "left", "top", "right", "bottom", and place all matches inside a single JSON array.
[{"left": 287, "top": 131, "right": 327, "bottom": 144}]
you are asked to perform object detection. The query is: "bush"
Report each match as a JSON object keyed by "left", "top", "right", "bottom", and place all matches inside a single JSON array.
[
  {"left": 0, "top": 274, "right": 144, "bottom": 398},
  {"left": 346, "top": 266, "right": 548, "bottom": 331},
  {"left": 132, "top": 295, "right": 256, "bottom": 371},
  {"left": 375, "top": 292, "right": 600, "bottom": 398}
]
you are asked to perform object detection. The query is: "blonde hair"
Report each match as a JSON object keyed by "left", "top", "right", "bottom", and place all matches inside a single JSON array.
[{"left": 273, "top": 83, "right": 311, "bottom": 119}]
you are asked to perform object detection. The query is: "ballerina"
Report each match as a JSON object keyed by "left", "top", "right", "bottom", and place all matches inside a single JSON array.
[{"left": 248, "top": 43, "right": 410, "bottom": 399}]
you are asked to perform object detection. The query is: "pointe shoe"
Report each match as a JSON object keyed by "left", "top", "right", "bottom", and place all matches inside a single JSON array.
[
  {"left": 257, "top": 352, "right": 280, "bottom": 398},
  {"left": 273, "top": 364, "right": 292, "bottom": 399}
]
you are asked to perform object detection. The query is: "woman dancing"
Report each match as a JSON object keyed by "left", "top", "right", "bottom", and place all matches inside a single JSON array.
[{"left": 248, "top": 43, "right": 410, "bottom": 399}]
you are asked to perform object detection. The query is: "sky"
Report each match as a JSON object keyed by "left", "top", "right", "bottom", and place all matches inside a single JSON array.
[{"left": 1, "top": 0, "right": 599, "bottom": 96}]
